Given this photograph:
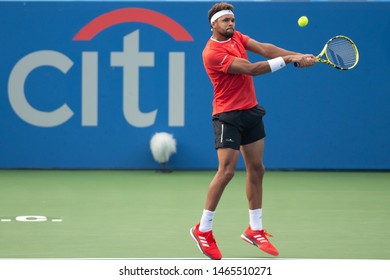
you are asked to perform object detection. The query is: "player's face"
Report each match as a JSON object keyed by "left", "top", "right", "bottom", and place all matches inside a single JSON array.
[{"left": 215, "top": 15, "right": 235, "bottom": 38}]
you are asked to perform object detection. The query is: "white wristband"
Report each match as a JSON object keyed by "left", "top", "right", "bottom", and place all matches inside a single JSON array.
[{"left": 267, "top": 57, "right": 286, "bottom": 72}]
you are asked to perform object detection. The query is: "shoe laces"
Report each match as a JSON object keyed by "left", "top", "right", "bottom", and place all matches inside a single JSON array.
[
  {"left": 253, "top": 229, "right": 273, "bottom": 241},
  {"left": 263, "top": 230, "right": 273, "bottom": 238}
]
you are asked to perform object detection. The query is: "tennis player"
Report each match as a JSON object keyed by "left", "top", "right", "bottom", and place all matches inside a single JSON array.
[{"left": 190, "top": 2, "right": 316, "bottom": 260}]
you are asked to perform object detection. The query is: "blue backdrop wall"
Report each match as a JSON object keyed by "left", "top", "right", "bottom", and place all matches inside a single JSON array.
[{"left": 0, "top": 1, "right": 389, "bottom": 170}]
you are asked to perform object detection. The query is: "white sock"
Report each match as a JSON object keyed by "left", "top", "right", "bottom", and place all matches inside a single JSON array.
[
  {"left": 249, "top": 209, "right": 263, "bottom": 230},
  {"left": 199, "top": 210, "right": 215, "bottom": 232}
]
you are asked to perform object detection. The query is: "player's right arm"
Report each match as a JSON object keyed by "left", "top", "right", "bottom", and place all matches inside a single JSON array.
[
  {"left": 228, "top": 58, "right": 271, "bottom": 75},
  {"left": 228, "top": 54, "right": 315, "bottom": 76}
]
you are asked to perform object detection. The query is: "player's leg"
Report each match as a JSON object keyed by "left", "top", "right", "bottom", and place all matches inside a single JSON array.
[
  {"left": 240, "top": 139, "right": 265, "bottom": 211},
  {"left": 240, "top": 139, "right": 279, "bottom": 256},
  {"left": 202, "top": 115, "right": 241, "bottom": 220},
  {"left": 190, "top": 115, "right": 240, "bottom": 260},
  {"left": 204, "top": 147, "right": 240, "bottom": 211},
  {"left": 190, "top": 148, "right": 239, "bottom": 260}
]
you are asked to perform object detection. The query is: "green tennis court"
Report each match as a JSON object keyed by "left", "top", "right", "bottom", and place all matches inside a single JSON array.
[{"left": 0, "top": 170, "right": 389, "bottom": 259}]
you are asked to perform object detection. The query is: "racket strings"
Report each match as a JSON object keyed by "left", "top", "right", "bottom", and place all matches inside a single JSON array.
[{"left": 326, "top": 38, "right": 357, "bottom": 69}]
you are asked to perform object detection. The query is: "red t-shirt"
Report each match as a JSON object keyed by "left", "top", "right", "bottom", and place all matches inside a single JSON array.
[{"left": 202, "top": 31, "right": 258, "bottom": 115}]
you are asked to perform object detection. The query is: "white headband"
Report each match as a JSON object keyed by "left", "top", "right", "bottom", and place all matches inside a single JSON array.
[{"left": 210, "top": 10, "right": 234, "bottom": 24}]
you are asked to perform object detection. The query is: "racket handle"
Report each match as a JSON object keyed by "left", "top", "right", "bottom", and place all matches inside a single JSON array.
[{"left": 294, "top": 62, "right": 300, "bottom": 67}]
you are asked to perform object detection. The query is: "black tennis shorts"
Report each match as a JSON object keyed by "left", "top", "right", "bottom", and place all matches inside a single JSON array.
[{"left": 212, "top": 105, "right": 266, "bottom": 150}]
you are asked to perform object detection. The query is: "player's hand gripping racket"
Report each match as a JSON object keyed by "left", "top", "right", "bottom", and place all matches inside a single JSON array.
[{"left": 295, "top": 35, "right": 359, "bottom": 70}]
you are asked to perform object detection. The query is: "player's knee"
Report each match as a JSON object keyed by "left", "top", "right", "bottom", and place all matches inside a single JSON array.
[
  {"left": 218, "top": 168, "right": 235, "bottom": 182},
  {"left": 224, "top": 169, "right": 235, "bottom": 181},
  {"left": 259, "top": 164, "right": 265, "bottom": 176},
  {"left": 248, "top": 163, "right": 265, "bottom": 178}
]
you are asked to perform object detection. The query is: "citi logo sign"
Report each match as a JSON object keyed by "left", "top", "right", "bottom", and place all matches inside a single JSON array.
[{"left": 8, "top": 8, "right": 193, "bottom": 128}]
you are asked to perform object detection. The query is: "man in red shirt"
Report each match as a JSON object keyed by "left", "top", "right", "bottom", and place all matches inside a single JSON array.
[{"left": 190, "top": 2, "right": 316, "bottom": 260}]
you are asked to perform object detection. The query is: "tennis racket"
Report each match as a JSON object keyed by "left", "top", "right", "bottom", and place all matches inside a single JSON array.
[{"left": 295, "top": 35, "right": 359, "bottom": 70}]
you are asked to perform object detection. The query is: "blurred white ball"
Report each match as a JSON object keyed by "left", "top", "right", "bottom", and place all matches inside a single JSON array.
[{"left": 150, "top": 132, "right": 177, "bottom": 164}]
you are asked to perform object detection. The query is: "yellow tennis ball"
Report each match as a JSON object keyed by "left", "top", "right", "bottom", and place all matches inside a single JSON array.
[{"left": 298, "top": 16, "right": 309, "bottom": 27}]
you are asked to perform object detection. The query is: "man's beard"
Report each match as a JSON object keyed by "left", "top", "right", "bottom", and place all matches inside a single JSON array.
[
  {"left": 218, "top": 28, "right": 234, "bottom": 38},
  {"left": 224, "top": 28, "right": 234, "bottom": 38}
]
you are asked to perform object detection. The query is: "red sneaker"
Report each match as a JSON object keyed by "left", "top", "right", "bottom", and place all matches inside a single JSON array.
[
  {"left": 241, "top": 226, "right": 279, "bottom": 256},
  {"left": 190, "top": 223, "right": 222, "bottom": 260}
]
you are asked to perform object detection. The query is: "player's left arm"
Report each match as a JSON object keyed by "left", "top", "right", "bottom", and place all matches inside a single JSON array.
[
  {"left": 246, "top": 38, "right": 299, "bottom": 58},
  {"left": 246, "top": 38, "right": 315, "bottom": 68}
]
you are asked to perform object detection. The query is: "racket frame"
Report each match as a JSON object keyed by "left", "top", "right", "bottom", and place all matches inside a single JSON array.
[{"left": 317, "top": 35, "right": 359, "bottom": 70}]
